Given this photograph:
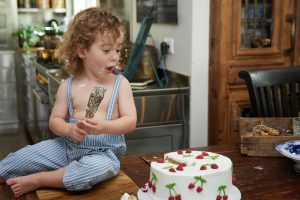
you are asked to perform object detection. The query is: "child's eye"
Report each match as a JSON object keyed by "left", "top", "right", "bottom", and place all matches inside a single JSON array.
[
  {"left": 103, "top": 49, "right": 111, "bottom": 53},
  {"left": 116, "top": 49, "right": 121, "bottom": 53}
]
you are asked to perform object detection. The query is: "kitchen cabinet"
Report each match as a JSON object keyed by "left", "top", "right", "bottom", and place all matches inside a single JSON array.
[
  {"left": 15, "top": 53, "right": 52, "bottom": 142},
  {"left": 209, "top": 0, "right": 300, "bottom": 145},
  {"left": 0, "top": 51, "right": 19, "bottom": 132}
]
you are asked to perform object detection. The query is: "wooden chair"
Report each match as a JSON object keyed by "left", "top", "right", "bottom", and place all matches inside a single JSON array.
[{"left": 238, "top": 67, "right": 300, "bottom": 117}]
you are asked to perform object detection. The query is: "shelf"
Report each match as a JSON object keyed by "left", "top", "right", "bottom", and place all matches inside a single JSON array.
[{"left": 18, "top": 8, "right": 66, "bottom": 13}]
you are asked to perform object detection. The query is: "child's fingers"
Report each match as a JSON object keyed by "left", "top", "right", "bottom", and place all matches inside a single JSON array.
[
  {"left": 84, "top": 118, "right": 98, "bottom": 125},
  {"left": 76, "top": 120, "right": 84, "bottom": 128}
]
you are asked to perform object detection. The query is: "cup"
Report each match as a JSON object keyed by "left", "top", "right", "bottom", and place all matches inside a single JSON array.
[{"left": 293, "top": 117, "right": 300, "bottom": 135}]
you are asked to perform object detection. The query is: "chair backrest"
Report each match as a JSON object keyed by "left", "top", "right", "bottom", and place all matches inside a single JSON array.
[{"left": 239, "top": 67, "right": 300, "bottom": 117}]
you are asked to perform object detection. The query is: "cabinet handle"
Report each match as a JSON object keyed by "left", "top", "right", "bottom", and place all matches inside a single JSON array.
[{"left": 284, "top": 14, "right": 295, "bottom": 58}]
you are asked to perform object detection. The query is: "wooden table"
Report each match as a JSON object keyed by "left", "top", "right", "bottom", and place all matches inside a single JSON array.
[
  {"left": 1, "top": 144, "right": 300, "bottom": 200},
  {"left": 121, "top": 144, "right": 300, "bottom": 200}
]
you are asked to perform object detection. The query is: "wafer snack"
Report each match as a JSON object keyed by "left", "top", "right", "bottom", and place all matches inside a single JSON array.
[
  {"left": 252, "top": 124, "right": 280, "bottom": 136},
  {"left": 85, "top": 86, "right": 106, "bottom": 118}
]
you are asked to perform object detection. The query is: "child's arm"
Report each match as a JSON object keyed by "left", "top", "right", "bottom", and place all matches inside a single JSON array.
[
  {"left": 49, "top": 80, "right": 86, "bottom": 142},
  {"left": 79, "top": 78, "right": 137, "bottom": 134}
]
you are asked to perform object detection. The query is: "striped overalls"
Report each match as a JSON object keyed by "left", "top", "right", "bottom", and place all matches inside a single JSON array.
[{"left": 0, "top": 75, "right": 126, "bottom": 191}]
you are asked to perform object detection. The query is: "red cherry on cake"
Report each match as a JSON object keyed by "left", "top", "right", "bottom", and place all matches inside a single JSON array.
[
  {"left": 200, "top": 165, "right": 207, "bottom": 170},
  {"left": 169, "top": 168, "right": 176, "bottom": 173},
  {"left": 177, "top": 150, "right": 183, "bottom": 154},
  {"left": 216, "top": 195, "right": 222, "bottom": 200},
  {"left": 176, "top": 166, "right": 184, "bottom": 171},
  {"left": 156, "top": 159, "right": 164, "bottom": 163},
  {"left": 168, "top": 196, "right": 175, "bottom": 200},
  {"left": 196, "top": 186, "right": 203, "bottom": 193},
  {"left": 211, "top": 164, "right": 219, "bottom": 169},
  {"left": 196, "top": 155, "right": 204, "bottom": 159},
  {"left": 175, "top": 194, "right": 182, "bottom": 200},
  {"left": 188, "top": 183, "right": 195, "bottom": 189},
  {"left": 202, "top": 152, "right": 209, "bottom": 156},
  {"left": 186, "top": 149, "right": 192, "bottom": 153},
  {"left": 152, "top": 185, "right": 156, "bottom": 193},
  {"left": 179, "top": 162, "right": 187, "bottom": 167},
  {"left": 148, "top": 180, "right": 152, "bottom": 188},
  {"left": 223, "top": 195, "right": 228, "bottom": 200}
]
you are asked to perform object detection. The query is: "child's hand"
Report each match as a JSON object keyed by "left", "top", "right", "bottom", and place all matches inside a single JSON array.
[
  {"left": 69, "top": 120, "right": 86, "bottom": 143},
  {"left": 80, "top": 118, "right": 103, "bottom": 134}
]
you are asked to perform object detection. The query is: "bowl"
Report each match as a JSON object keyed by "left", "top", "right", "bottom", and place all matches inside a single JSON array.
[{"left": 276, "top": 140, "right": 300, "bottom": 173}]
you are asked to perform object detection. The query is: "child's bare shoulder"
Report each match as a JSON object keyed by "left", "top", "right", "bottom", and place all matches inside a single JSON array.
[
  {"left": 55, "top": 78, "right": 69, "bottom": 100},
  {"left": 117, "top": 76, "right": 133, "bottom": 98},
  {"left": 119, "top": 76, "right": 130, "bottom": 86}
]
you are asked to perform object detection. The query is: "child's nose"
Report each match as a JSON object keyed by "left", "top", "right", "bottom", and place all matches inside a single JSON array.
[{"left": 111, "top": 50, "right": 120, "bottom": 60}]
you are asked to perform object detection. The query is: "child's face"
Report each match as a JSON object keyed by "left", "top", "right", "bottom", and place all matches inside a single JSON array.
[{"left": 83, "top": 31, "right": 124, "bottom": 75}]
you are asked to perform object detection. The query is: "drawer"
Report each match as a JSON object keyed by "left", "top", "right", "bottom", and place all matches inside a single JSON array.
[
  {"left": 134, "top": 94, "right": 184, "bottom": 126},
  {"left": 0, "top": 99, "right": 18, "bottom": 122},
  {"left": 0, "top": 68, "right": 16, "bottom": 83},
  {"left": 0, "top": 83, "right": 16, "bottom": 99},
  {"left": 125, "top": 124, "right": 183, "bottom": 154}
]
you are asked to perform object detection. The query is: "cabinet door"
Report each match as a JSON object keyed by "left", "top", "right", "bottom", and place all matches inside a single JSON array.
[
  {"left": 0, "top": 0, "right": 18, "bottom": 49},
  {"left": 209, "top": 0, "right": 299, "bottom": 145}
]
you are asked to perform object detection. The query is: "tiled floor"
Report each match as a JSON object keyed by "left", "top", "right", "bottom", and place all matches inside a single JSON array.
[{"left": 0, "top": 127, "right": 32, "bottom": 160}]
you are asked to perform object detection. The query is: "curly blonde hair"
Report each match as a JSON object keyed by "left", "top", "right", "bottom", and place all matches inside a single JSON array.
[{"left": 57, "top": 6, "right": 125, "bottom": 76}]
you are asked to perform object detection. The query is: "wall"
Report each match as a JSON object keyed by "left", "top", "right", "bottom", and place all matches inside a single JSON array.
[{"left": 130, "top": 0, "right": 210, "bottom": 147}]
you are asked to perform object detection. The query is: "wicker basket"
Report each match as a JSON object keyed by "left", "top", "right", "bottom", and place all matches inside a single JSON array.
[{"left": 239, "top": 117, "right": 300, "bottom": 157}]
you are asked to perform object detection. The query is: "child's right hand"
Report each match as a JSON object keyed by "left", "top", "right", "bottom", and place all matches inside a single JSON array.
[{"left": 69, "top": 121, "right": 86, "bottom": 143}]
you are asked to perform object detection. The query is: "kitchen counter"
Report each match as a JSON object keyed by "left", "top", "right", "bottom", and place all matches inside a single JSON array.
[
  {"left": 45, "top": 64, "right": 189, "bottom": 96},
  {"left": 17, "top": 55, "right": 190, "bottom": 154}
]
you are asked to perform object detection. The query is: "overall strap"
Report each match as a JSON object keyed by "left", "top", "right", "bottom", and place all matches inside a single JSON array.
[
  {"left": 66, "top": 78, "right": 74, "bottom": 117},
  {"left": 106, "top": 75, "right": 123, "bottom": 120}
]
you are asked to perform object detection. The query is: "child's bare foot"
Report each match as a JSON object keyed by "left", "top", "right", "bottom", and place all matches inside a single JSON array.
[
  {"left": 6, "top": 176, "right": 40, "bottom": 197},
  {"left": 0, "top": 177, "right": 6, "bottom": 184}
]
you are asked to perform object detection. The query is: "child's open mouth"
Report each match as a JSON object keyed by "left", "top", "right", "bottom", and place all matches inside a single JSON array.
[{"left": 105, "top": 66, "right": 114, "bottom": 73}]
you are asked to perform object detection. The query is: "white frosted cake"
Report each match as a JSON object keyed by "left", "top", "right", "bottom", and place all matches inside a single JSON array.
[{"left": 140, "top": 149, "right": 241, "bottom": 200}]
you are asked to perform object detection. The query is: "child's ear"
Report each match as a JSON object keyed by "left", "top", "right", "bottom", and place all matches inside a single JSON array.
[{"left": 76, "top": 45, "right": 86, "bottom": 58}]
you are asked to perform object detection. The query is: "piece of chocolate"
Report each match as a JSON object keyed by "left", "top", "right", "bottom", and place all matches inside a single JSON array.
[{"left": 85, "top": 86, "right": 106, "bottom": 118}]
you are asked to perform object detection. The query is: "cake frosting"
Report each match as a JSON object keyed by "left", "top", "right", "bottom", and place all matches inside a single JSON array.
[{"left": 141, "top": 149, "right": 240, "bottom": 200}]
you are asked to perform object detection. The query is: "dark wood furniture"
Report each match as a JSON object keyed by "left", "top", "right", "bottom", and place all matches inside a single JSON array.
[
  {"left": 209, "top": 0, "right": 300, "bottom": 145},
  {"left": 239, "top": 67, "right": 300, "bottom": 117},
  {"left": 1, "top": 144, "right": 300, "bottom": 200}
]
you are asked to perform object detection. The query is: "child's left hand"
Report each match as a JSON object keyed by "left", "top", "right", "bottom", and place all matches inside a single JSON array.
[{"left": 79, "top": 118, "right": 104, "bottom": 134}]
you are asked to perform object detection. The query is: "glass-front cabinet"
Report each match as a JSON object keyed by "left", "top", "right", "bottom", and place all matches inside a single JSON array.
[
  {"left": 240, "top": 0, "right": 273, "bottom": 49},
  {"left": 209, "top": 0, "right": 300, "bottom": 145},
  {"left": 233, "top": 0, "right": 291, "bottom": 56}
]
